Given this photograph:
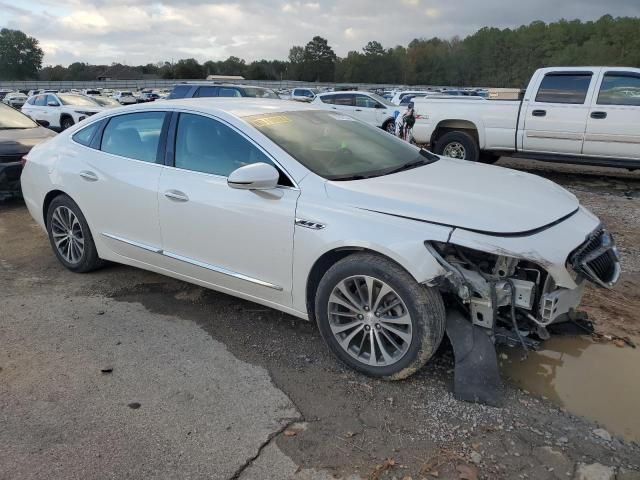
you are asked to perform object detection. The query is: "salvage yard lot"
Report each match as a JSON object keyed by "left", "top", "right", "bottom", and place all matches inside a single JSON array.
[{"left": 1, "top": 158, "right": 639, "bottom": 480}]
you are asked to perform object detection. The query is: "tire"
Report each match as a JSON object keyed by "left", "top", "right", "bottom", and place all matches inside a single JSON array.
[
  {"left": 434, "top": 131, "right": 479, "bottom": 162},
  {"left": 479, "top": 151, "right": 500, "bottom": 164},
  {"left": 60, "top": 116, "right": 75, "bottom": 131},
  {"left": 46, "top": 194, "right": 103, "bottom": 273},
  {"left": 315, "top": 253, "right": 446, "bottom": 380},
  {"left": 383, "top": 120, "right": 395, "bottom": 134}
]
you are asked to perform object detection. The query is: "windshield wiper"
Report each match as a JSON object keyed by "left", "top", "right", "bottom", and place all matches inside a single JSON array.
[{"left": 384, "top": 150, "right": 438, "bottom": 176}]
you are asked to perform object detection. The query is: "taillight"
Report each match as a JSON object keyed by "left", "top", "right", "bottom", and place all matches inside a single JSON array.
[{"left": 20, "top": 156, "right": 28, "bottom": 168}]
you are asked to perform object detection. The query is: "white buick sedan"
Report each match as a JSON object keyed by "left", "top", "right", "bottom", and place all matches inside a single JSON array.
[{"left": 21, "top": 99, "right": 619, "bottom": 385}]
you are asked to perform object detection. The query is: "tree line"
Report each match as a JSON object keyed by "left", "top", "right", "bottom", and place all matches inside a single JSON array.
[{"left": 1, "top": 15, "right": 639, "bottom": 87}]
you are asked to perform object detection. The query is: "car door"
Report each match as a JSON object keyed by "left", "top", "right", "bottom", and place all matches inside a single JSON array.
[
  {"left": 24, "top": 95, "right": 45, "bottom": 122},
  {"left": 353, "top": 94, "right": 380, "bottom": 126},
  {"left": 522, "top": 71, "right": 595, "bottom": 155},
  {"left": 43, "top": 95, "right": 61, "bottom": 127},
  {"left": 157, "top": 112, "right": 299, "bottom": 306},
  {"left": 331, "top": 93, "right": 356, "bottom": 115},
  {"left": 583, "top": 70, "right": 640, "bottom": 160},
  {"left": 60, "top": 111, "right": 168, "bottom": 262}
]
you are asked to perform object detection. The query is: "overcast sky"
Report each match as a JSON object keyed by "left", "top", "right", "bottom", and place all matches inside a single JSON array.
[{"left": 2, "top": 0, "right": 638, "bottom": 67}]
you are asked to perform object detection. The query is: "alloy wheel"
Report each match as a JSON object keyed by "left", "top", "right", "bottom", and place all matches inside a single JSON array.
[
  {"left": 51, "top": 205, "right": 84, "bottom": 264},
  {"left": 327, "top": 275, "right": 412, "bottom": 367}
]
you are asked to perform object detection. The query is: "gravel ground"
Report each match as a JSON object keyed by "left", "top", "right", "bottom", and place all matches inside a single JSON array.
[{"left": 1, "top": 158, "right": 639, "bottom": 480}]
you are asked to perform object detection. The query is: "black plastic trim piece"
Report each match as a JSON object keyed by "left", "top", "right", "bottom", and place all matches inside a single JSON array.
[{"left": 357, "top": 207, "right": 579, "bottom": 238}]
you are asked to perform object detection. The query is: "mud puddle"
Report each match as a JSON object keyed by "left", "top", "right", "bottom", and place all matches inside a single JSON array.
[{"left": 500, "top": 336, "right": 640, "bottom": 442}]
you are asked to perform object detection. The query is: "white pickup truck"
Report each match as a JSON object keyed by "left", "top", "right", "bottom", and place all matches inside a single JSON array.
[{"left": 413, "top": 66, "right": 640, "bottom": 169}]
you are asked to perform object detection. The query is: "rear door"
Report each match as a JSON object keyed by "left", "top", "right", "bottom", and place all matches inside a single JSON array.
[
  {"left": 24, "top": 95, "right": 45, "bottom": 122},
  {"left": 522, "top": 71, "right": 595, "bottom": 155},
  {"left": 331, "top": 93, "right": 356, "bottom": 115},
  {"left": 353, "top": 94, "right": 381, "bottom": 127},
  {"left": 61, "top": 111, "right": 169, "bottom": 261},
  {"left": 583, "top": 70, "right": 640, "bottom": 160}
]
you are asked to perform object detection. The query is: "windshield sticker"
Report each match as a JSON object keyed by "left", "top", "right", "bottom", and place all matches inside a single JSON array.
[{"left": 250, "top": 115, "right": 291, "bottom": 128}]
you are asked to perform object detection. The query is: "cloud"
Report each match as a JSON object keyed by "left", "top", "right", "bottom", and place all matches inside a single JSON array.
[{"left": 2, "top": 0, "right": 638, "bottom": 66}]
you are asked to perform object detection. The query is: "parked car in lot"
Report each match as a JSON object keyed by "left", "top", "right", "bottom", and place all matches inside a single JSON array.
[
  {"left": 167, "top": 83, "right": 280, "bottom": 100},
  {"left": 311, "top": 91, "right": 400, "bottom": 133},
  {"left": 413, "top": 66, "right": 640, "bottom": 168},
  {"left": 20, "top": 99, "right": 620, "bottom": 400},
  {"left": 89, "top": 96, "right": 121, "bottom": 109},
  {"left": 3, "top": 92, "right": 28, "bottom": 108},
  {"left": 291, "top": 88, "right": 319, "bottom": 102},
  {"left": 112, "top": 91, "right": 138, "bottom": 105},
  {"left": 140, "top": 92, "right": 160, "bottom": 102},
  {"left": 22, "top": 93, "right": 105, "bottom": 131},
  {"left": 0, "top": 103, "right": 56, "bottom": 200}
]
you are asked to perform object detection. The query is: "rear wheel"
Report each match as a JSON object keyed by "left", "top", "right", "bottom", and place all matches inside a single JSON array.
[
  {"left": 383, "top": 120, "right": 395, "bottom": 134},
  {"left": 46, "top": 195, "right": 103, "bottom": 273},
  {"left": 434, "top": 131, "right": 479, "bottom": 162},
  {"left": 315, "top": 253, "right": 446, "bottom": 380}
]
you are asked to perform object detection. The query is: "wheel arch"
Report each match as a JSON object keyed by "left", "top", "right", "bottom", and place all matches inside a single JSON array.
[
  {"left": 431, "top": 118, "right": 484, "bottom": 149},
  {"left": 42, "top": 189, "right": 73, "bottom": 226},
  {"left": 304, "top": 246, "right": 442, "bottom": 323}
]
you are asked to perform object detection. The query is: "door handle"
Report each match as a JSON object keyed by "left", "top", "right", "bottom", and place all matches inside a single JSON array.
[
  {"left": 79, "top": 170, "right": 98, "bottom": 182},
  {"left": 532, "top": 109, "right": 546, "bottom": 117},
  {"left": 354, "top": 109, "right": 362, "bottom": 111},
  {"left": 590, "top": 111, "right": 607, "bottom": 119},
  {"left": 331, "top": 107, "right": 337, "bottom": 109},
  {"left": 164, "top": 190, "right": 189, "bottom": 202}
]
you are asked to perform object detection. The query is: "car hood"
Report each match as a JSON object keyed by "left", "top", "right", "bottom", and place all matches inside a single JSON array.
[
  {"left": 325, "top": 157, "right": 579, "bottom": 235},
  {"left": 0, "top": 127, "right": 57, "bottom": 155}
]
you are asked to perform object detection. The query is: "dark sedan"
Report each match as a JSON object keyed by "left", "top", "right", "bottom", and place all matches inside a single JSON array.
[{"left": 0, "top": 104, "right": 56, "bottom": 200}]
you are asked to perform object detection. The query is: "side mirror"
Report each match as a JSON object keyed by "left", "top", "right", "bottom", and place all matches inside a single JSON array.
[
  {"left": 36, "top": 119, "right": 50, "bottom": 127},
  {"left": 47, "top": 101, "right": 59, "bottom": 107},
  {"left": 227, "top": 162, "right": 279, "bottom": 191}
]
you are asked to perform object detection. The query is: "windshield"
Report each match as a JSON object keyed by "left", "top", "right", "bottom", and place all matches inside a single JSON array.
[
  {"left": 58, "top": 94, "right": 99, "bottom": 107},
  {"left": 368, "top": 92, "right": 395, "bottom": 107},
  {"left": 0, "top": 103, "right": 38, "bottom": 129},
  {"left": 120, "top": 92, "right": 133, "bottom": 96},
  {"left": 247, "top": 110, "right": 438, "bottom": 180},
  {"left": 243, "top": 87, "right": 279, "bottom": 99}
]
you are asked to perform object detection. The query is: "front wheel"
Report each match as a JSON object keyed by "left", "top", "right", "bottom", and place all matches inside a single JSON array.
[
  {"left": 434, "top": 131, "right": 479, "bottom": 162},
  {"left": 383, "top": 120, "right": 395, "bottom": 134},
  {"left": 60, "top": 116, "right": 75, "bottom": 131},
  {"left": 315, "top": 253, "right": 446, "bottom": 380}
]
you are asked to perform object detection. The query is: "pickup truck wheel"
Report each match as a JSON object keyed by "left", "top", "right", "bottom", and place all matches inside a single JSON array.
[
  {"left": 435, "top": 131, "right": 479, "bottom": 162},
  {"left": 315, "top": 253, "right": 446, "bottom": 380}
]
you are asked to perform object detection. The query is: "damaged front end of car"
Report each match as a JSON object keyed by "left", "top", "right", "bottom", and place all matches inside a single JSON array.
[{"left": 424, "top": 226, "right": 620, "bottom": 406}]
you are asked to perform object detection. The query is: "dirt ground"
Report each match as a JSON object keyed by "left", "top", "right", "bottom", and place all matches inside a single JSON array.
[{"left": 1, "top": 157, "right": 639, "bottom": 480}]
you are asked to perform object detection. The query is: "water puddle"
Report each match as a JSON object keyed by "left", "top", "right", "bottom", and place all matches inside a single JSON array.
[{"left": 500, "top": 336, "right": 640, "bottom": 442}]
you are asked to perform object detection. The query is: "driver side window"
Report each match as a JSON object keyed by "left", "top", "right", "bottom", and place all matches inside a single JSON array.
[{"left": 174, "top": 113, "right": 290, "bottom": 185}]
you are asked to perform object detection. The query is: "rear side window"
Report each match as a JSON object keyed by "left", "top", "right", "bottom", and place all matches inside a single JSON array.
[
  {"left": 355, "top": 95, "right": 379, "bottom": 108},
  {"left": 100, "top": 112, "right": 166, "bottom": 163},
  {"left": 72, "top": 122, "right": 100, "bottom": 147},
  {"left": 174, "top": 113, "right": 274, "bottom": 177},
  {"left": 535, "top": 73, "right": 592, "bottom": 104},
  {"left": 168, "top": 85, "right": 191, "bottom": 99},
  {"left": 195, "top": 86, "right": 218, "bottom": 97},
  {"left": 34, "top": 96, "right": 46, "bottom": 106},
  {"left": 333, "top": 94, "right": 354, "bottom": 106},
  {"left": 218, "top": 87, "right": 242, "bottom": 97},
  {"left": 597, "top": 73, "right": 640, "bottom": 106}
]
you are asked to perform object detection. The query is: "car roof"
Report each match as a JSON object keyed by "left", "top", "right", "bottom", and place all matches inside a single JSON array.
[
  {"left": 173, "top": 82, "right": 270, "bottom": 89},
  {"left": 132, "top": 98, "right": 318, "bottom": 118},
  {"left": 317, "top": 90, "right": 366, "bottom": 96}
]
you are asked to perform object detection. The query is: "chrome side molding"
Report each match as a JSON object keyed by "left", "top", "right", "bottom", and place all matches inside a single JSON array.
[{"left": 101, "top": 232, "right": 282, "bottom": 291}]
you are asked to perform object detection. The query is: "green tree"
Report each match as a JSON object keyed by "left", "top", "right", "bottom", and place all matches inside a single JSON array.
[
  {"left": 173, "top": 58, "right": 203, "bottom": 79},
  {"left": 302, "top": 36, "right": 336, "bottom": 82},
  {"left": 0, "top": 28, "right": 43, "bottom": 80}
]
